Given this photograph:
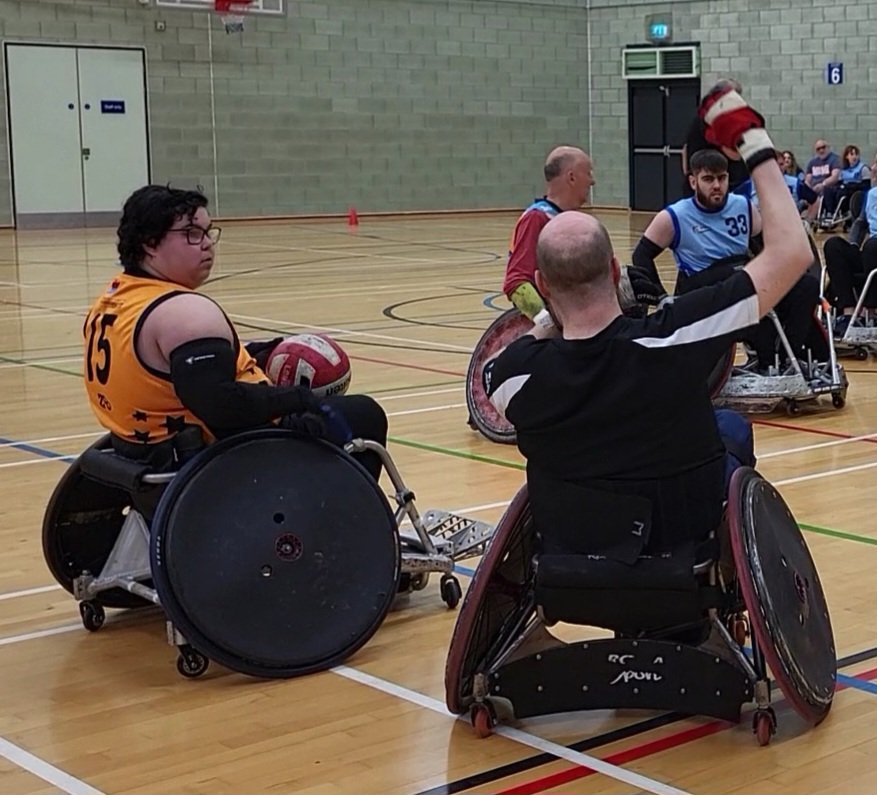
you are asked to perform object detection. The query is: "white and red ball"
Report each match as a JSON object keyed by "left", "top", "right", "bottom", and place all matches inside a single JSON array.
[{"left": 265, "top": 333, "right": 351, "bottom": 398}]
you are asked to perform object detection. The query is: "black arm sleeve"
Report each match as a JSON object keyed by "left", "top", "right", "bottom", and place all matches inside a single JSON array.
[
  {"left": 169, "top": 337, "right": 320, "bottom": 435},
  {"left": 632, "top": 236, "right": 666, "bottom": 290}
]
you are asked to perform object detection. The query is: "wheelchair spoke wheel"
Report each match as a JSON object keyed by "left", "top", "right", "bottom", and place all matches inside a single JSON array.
[
  {"left": 42, "top": 434, "right": 152, "bottom": 611},
  {"left": 151, "top": 430, "right": 401, "bottom": 679},
  {"left": 728, "top": 468, "right": 836, "bottom": 725},
  {"left": 466, "top": 309, "right": 530, "bottom": 444},
  {"left": 445, "top": 485, "right": 536, "bottom": 714}
]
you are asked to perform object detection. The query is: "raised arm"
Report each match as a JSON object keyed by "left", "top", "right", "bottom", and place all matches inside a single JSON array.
[{"left": 699, "top": 87, "right": 811, "bottom": 317}]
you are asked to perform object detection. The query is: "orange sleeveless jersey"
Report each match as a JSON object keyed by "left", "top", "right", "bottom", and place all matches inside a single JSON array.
[{"left": 83, "top": 273, "right": 268, "bottom": 444}]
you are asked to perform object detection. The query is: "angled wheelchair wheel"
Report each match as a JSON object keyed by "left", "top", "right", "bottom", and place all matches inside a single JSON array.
[
  {"left": 150, "top": 429, "right": 400, "bottom": 678},
  {"left": 42, "top": 435, "right": 151, "bottom": 610},
  {"left": 728, "top": 467, "right": 836, "bottom": 725},
  {"left": 445, "top": 485, "right": 535, "bottom": 714},
  {"left": 708, "top": 343, "right": 736, "bottom": 399},
  {"left": 466, "top": 309, "right": 531, "bottom": 444}
]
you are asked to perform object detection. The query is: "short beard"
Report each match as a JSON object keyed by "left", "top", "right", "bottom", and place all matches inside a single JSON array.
[{"left": 696, "top": 187, "right": 726, "bottom": 208}]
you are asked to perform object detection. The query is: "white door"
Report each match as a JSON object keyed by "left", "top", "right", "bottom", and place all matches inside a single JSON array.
[
  {"left": 6, "top": 45, "right": 84, "bottom": 220},
  {"left": 77, "top": 48, "right": 149, "bottom": 215},
  {"left": 5, "top": 44, "right": 149, "bottom": 227}
]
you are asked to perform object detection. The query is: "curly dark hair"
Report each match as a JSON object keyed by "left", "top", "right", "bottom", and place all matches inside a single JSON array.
[{"left": 117, "top": 185, "right": 208, "bottom": 271}]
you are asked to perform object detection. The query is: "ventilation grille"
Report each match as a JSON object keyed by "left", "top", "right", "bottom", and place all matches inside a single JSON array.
[{"left": 623, "top": 46, "right": 699, "bottom": 80}]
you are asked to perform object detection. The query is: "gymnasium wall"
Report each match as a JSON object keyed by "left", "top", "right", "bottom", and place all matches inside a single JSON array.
[
  {"left": 590, "top": 0, "right": 877, "bottom": 206},
  {"left": 0, "top": 0, "right": 590, "bottom": 224},
  {"left": 0, "top": 0, "right": 874, "bottom": 222}
]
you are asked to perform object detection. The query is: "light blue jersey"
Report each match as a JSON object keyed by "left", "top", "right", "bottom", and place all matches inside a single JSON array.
[
  {"left": 842, "top": 160, "right": 867, "bottom": 184},
  {"left": 666, "top": 194, "right": 752, "bottom": 275},
  {"left": 866, "top": 188, "right": 877, "bottom": 237}
]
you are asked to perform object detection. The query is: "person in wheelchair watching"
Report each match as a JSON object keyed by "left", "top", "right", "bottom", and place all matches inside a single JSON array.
[
  {"left": 83, "top": 184, "right": 387, "bottom": 478},
  {"left": 632, "top": 148, "right": 821, "bottom": 372},
  {"left": 823, "top": 170, "right": 877, "bottom": 335},
  {"left": 484, "top": 87, "right": 814, "bottom": 554},
  {"left": 502, "top": 146, "right": 594, "bottom": 329}
]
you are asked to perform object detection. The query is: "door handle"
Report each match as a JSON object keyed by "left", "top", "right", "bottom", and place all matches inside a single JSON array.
[{"left": 82, "top": 147, "right": 91, "bottom": 160}]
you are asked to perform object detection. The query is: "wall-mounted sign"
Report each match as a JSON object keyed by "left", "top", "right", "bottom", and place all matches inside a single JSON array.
[
  {"left": 101, "top": 100, "right": 126, "bottom": 114},
  {"left": 645, "top": 13, "right": 672, "bottom": 44}
]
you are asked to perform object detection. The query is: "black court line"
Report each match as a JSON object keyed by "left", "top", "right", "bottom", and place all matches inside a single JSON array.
[{"left": 418, "top": 643, "right": 877, "bottom": 795}]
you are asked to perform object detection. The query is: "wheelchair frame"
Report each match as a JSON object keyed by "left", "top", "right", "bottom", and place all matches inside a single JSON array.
[
  {"left": 830, "top": 269, "right": 877, "bottom": 360},
  {"left": 712, "top": 308, "right": 847, "bottom": 415},
  {"left": 445, "top": 470, "right": 835, "bottom": 746},
  {"left": 43, "top": 431, "right": 494, "bottom": 678}
]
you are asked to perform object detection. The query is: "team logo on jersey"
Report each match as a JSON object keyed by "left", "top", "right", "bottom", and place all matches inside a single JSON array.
[
  {"left": 107, "top": 279, "right": 120, "bottom": 295},
  {"left": 690, "top": 223, "right": 709, "bottom": 234}
]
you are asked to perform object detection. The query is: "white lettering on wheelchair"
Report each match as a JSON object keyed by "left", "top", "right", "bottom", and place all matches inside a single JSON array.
[
  {"left": 653, "top": 656, "right": 664, "bottom": 664},
  {"left": 631, "top": 521, "right": 644, "bottom": 536},
  {"left": 607, "top": 654, "right": 635, "bottom": 665},
  {"left": 609, "top": 670, "right": 663, "bottom": 685}
]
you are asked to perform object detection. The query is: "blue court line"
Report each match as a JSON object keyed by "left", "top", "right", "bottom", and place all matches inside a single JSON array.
[
  {"left": 0, "top": 437, "right": 76, "bottom": 462},
  {"left": 837, "top": 672, "right": 877, "bottom": 696},
  {"left": 482, "top": 292, "right": 508, "bottom": 312}
]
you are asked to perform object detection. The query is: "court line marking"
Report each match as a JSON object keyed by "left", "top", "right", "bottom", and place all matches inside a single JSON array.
[
  {"left": 229, "top": 312, "right": 474, "bottom": 352},
  {"left": 333, "top": 665, "right": 690, "bottom": 795},
  {"left": 0, "top": 456, "right": 75, "bottom": 470},
  {"left": 0, "top": 432, "right": 101, "bottom": 449},
  {"left": 0, "top": 585, "right": 61, "bottom": 601},
  {"left": 0, "top": 736, "right": 104, "bottom": 795},
  {"left": 0, "top": 624, "right": 82, "bottom": 647}
]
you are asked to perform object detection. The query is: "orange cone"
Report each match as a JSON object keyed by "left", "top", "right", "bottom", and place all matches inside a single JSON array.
[{"left": 347, "top": 206, "right": 359, "bottom": 227}]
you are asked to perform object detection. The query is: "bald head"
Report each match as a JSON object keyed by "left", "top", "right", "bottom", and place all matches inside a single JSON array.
[
  {"left": 543, "top": 146, "right": 594, "bottom": 211},
  {"left": 544, "top": 146, "right": 588, "bottom": 182},
  {"left": 536, "top": 212, "right": 615, "bottom": 294}
]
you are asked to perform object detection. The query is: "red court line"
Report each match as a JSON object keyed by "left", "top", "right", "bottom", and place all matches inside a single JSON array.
[
  {"left": 349, "top": 354, "right": 466, "bottom": 378},
  {"left": 496, "top": 665, "right": 877, "bottom": 795},
  {"left": 753, "top": 419, "right": 877, "bottom": 444},
  {"left": 496, "top": 721, "right": 729, "bottom": 795}
]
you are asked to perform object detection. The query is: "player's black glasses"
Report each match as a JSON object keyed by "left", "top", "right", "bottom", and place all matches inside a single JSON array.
[{"left": 168, "top": 226, "right": 222, "bottom": 245}]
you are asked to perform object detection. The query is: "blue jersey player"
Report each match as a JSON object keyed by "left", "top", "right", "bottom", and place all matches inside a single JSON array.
[{"left": 632, "top": 149, "right": 822, "bottom": 369}]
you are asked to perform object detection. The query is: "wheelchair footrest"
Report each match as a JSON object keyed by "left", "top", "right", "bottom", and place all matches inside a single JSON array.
[
  {"left": 485, "top": 637, "right": 753, "bottom": 723},
  {"left": 400, "top": 551, "right": 454, "bottom": 576},
  {"left": 421, "top": 510, "right": 494, "bottom": 559}
]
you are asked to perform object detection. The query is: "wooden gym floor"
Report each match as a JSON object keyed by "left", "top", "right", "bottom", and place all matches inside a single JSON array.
[{"left": 1, "top": 210, "right": 876, "bottom": 795}]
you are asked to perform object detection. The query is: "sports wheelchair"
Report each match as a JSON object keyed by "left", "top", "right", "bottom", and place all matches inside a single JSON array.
[
  {"left": 43, "top": 429, "right": 493, "bottom": 679},
  {"left": 711, "top": 309, "right": 847, "bottom": 415},
  {"left": 814, "top": 183, "right": 866, "bottom": 234},
  {"left": 445, "top": 469, "right": 835, "bottom": 746},
  {"left": 826, "top": 268, "right": 877, "bottom": 360}
]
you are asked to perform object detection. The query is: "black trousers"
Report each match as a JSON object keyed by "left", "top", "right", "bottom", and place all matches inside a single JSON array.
[
  {"left": 824, "top": 236, "right": 877, "bottom": 311},
  {"left": 676, "top": 262, "right": 820, "bottom": 363}
]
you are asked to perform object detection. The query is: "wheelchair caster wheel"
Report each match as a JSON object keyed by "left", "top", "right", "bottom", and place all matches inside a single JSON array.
[
  {"left": 752, "top": 708, "right": 776, "bottom": 746},
  {"left": 785, "top": 399, "right": 801, "bottom": 417},
  {"left": 440, "top": 575, "right": 462, "bottom": 609},
  {"left": 176, "top": 646, "right": 209, "bottom": 679},
  {"left": 471, "top": 703, "right": 496, "bottom": 738},
  {"left": 79, "top": 600, "right": 105, "bottom": 632},
  {"left": 832, "top": 392, "right": 846, "bottom": 409},
  {"left": 854, "top": 347, "right": 868, "bottom": 361}
]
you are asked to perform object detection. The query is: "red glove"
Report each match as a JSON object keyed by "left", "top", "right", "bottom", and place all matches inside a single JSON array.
[{"left": 699, "top": 85, "right": 775, "bottom": 170}]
